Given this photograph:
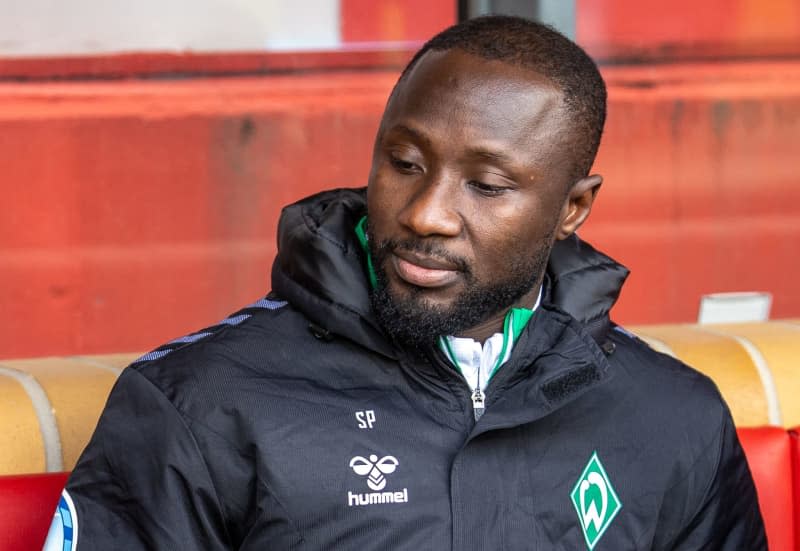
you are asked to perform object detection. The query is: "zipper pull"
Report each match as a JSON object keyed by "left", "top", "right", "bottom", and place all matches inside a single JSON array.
[{"left": 471, "top": 387, "right": 485, "bottom": 421}]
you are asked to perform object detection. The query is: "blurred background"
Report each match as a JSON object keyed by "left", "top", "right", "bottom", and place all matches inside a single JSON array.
[{"left": 2, "top": 0, "right": 799, "bottom": 358}]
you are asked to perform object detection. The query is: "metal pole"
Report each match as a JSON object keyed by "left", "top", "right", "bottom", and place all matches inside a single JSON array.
[{"left": 458, "top": 0, "right": 575, "bottom": 40}]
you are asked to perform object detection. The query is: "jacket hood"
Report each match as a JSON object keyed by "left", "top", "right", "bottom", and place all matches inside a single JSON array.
[
  {"left": 271, "top": 188, "right": 629, "bottom": 353},
  {"left": 546, "top": 233, "right": 630, "bottom": 341},
  {"left": 271, "top": 188, "right": 390, "bottom": 355}
]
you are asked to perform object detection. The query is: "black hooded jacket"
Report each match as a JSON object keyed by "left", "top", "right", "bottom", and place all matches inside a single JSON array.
[{"left": 61, "top": 188, "right": 765, "bottom": 550}]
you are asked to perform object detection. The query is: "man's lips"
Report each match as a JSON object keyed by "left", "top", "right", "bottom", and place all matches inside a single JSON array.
[{"left": 391, "top": 250, "right": 461, "bottom": 288}]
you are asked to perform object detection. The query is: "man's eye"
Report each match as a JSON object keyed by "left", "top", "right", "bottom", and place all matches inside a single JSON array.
[
  {"left": 389, "top": 157, "right": 419, "bottom": 173},
  {"left": 469, "top": 180, "right": 506, "bottom": 196}
]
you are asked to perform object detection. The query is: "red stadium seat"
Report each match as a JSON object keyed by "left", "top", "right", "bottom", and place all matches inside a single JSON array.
[
  {"left": 792, "top": 428, "right": 800, "bottom": 551},
  {"left": 737, "top": 427, "right": 796, "bottom": 551},
  {"left": 0, "top": 472, "right": 68, "bottom": 551}
]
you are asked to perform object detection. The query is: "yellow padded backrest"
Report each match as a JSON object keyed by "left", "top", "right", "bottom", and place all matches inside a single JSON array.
[{"left": 0, "top": 354, "right": 138, "bottom": 474}]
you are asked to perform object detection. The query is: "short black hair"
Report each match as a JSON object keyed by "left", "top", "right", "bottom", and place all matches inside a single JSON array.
[{"left": 397, "top": 15, "right": 606, "bottom": 181}]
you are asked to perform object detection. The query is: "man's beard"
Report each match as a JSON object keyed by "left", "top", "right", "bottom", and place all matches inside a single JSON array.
[{"left": 368, "top": 234, "right": 552, "bottom": 349}]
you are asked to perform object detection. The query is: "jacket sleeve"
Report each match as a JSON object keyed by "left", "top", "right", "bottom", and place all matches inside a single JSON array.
[
  {"left": 51, "top": 367, "right": 231, "bottom": 550},
  {"left": 669, "top": 407, "right": 767, "bottom": 550}
]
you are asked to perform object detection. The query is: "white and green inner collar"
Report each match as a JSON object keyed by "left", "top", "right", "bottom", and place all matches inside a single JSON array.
[
  {"left": 355, "top": 215, "right": 540, "bottom": 390},
  {"left": 439, "top": 287, "right": 541, "bottom": 393}
]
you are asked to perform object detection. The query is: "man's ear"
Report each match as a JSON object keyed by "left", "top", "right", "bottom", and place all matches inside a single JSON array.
[{"left": 555, "top": 174, "right": 602, "bottom": 240}]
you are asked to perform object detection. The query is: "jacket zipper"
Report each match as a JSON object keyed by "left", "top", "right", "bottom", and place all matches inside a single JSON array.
[
  {"left": 427, "top": 345, "right": 482, "bottom": 425},
  {"left": 471, "top": 355, "right": 485, "bottom": 420},
  {"left": 439, "top": 337, "right": 488, "bottom": 421},
  {"left": 471, "top": 386, "right": 485, "bottom": 420},
  {"left": 441, "top": 306, "right": 534, "bottom": 422}
]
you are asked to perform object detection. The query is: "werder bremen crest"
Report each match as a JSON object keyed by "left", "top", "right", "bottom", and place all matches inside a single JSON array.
[{"left": 570, "top": 452, "right": 622, "bottom": 549}]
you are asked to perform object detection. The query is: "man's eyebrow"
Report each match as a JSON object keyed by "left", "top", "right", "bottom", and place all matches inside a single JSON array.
[
  {"left": 388, "top": 125, "right": 517, "bottom": 165},
  {"left": 386, "top": 124, "right": 431, "bottom": 147},
  {"left": 466, "top": 147, "right": 516, "bottom": 165}
]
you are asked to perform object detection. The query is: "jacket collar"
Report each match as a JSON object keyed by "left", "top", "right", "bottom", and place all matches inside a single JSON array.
[{"left": 471, "top": 303, "right": 614, "bottom": 435}]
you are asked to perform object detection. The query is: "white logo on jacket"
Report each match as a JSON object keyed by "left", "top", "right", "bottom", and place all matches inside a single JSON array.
[
  {"left": 347, "top": 453, "right": 408, "bottom": 506},
  {"left": 580, "top": 472, "right": 609, "bottom": 533},
  {"left": 349, "top": 454, "right": 398, "bottom": 490}
]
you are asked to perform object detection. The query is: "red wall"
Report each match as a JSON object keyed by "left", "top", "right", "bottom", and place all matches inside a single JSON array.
[
  {"left": 341, "top": 0, "right": 456, "bottom": 44},
  {"left": 578, "top": 0, "right": 800, "bottom": 61},
  {"left": 2, "top": 1, "right": 800, "bottom": 358},
  {"left": 2, "top": 60, "right": 799, "bottom": 358},
  {"left": 0, "top": 73, "right": 388, "bottom": 357},
  {"left": 585, "top": 62, "right": 800, "bottom": 323}
]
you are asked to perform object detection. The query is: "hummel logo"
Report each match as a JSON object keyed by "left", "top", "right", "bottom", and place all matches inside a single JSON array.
[
  {"left": 347, "top": 454, "right": 408, "bottom": 507},
  {"left": 349, "top": 454, "right": 398, "bottom": 490}
]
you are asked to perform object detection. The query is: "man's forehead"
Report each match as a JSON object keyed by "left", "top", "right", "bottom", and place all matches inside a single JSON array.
[
  {"left": 382, "top": 49, "right": 568, "bottom": 152},
  {"left": 398, "top": 49, "right": 561, "bottom": 103}
]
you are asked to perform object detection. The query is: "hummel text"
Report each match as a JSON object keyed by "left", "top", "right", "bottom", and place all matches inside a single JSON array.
[{"left": 348, "top": 488, "right": 408, "bottom": 506}]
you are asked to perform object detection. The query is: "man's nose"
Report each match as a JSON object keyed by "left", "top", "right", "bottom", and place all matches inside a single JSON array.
[{"left": 397, "top": 176, "right": 462, "bottom": 238}]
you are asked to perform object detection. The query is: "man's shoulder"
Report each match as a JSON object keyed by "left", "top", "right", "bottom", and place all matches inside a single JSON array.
[{"left": 122, "top": 296, "right": 317, "bottom": 401}]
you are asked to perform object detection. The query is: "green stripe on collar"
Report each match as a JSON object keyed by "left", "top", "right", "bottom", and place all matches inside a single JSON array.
[
  {"left": 354, "top": 216, "right": 378, "bottom": 289},
  {"left": 509, "top": 307, "right": 535, "bottom": 342},
  {"left": 486, "top": 307, "right": 535, "bottom": 381}
]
